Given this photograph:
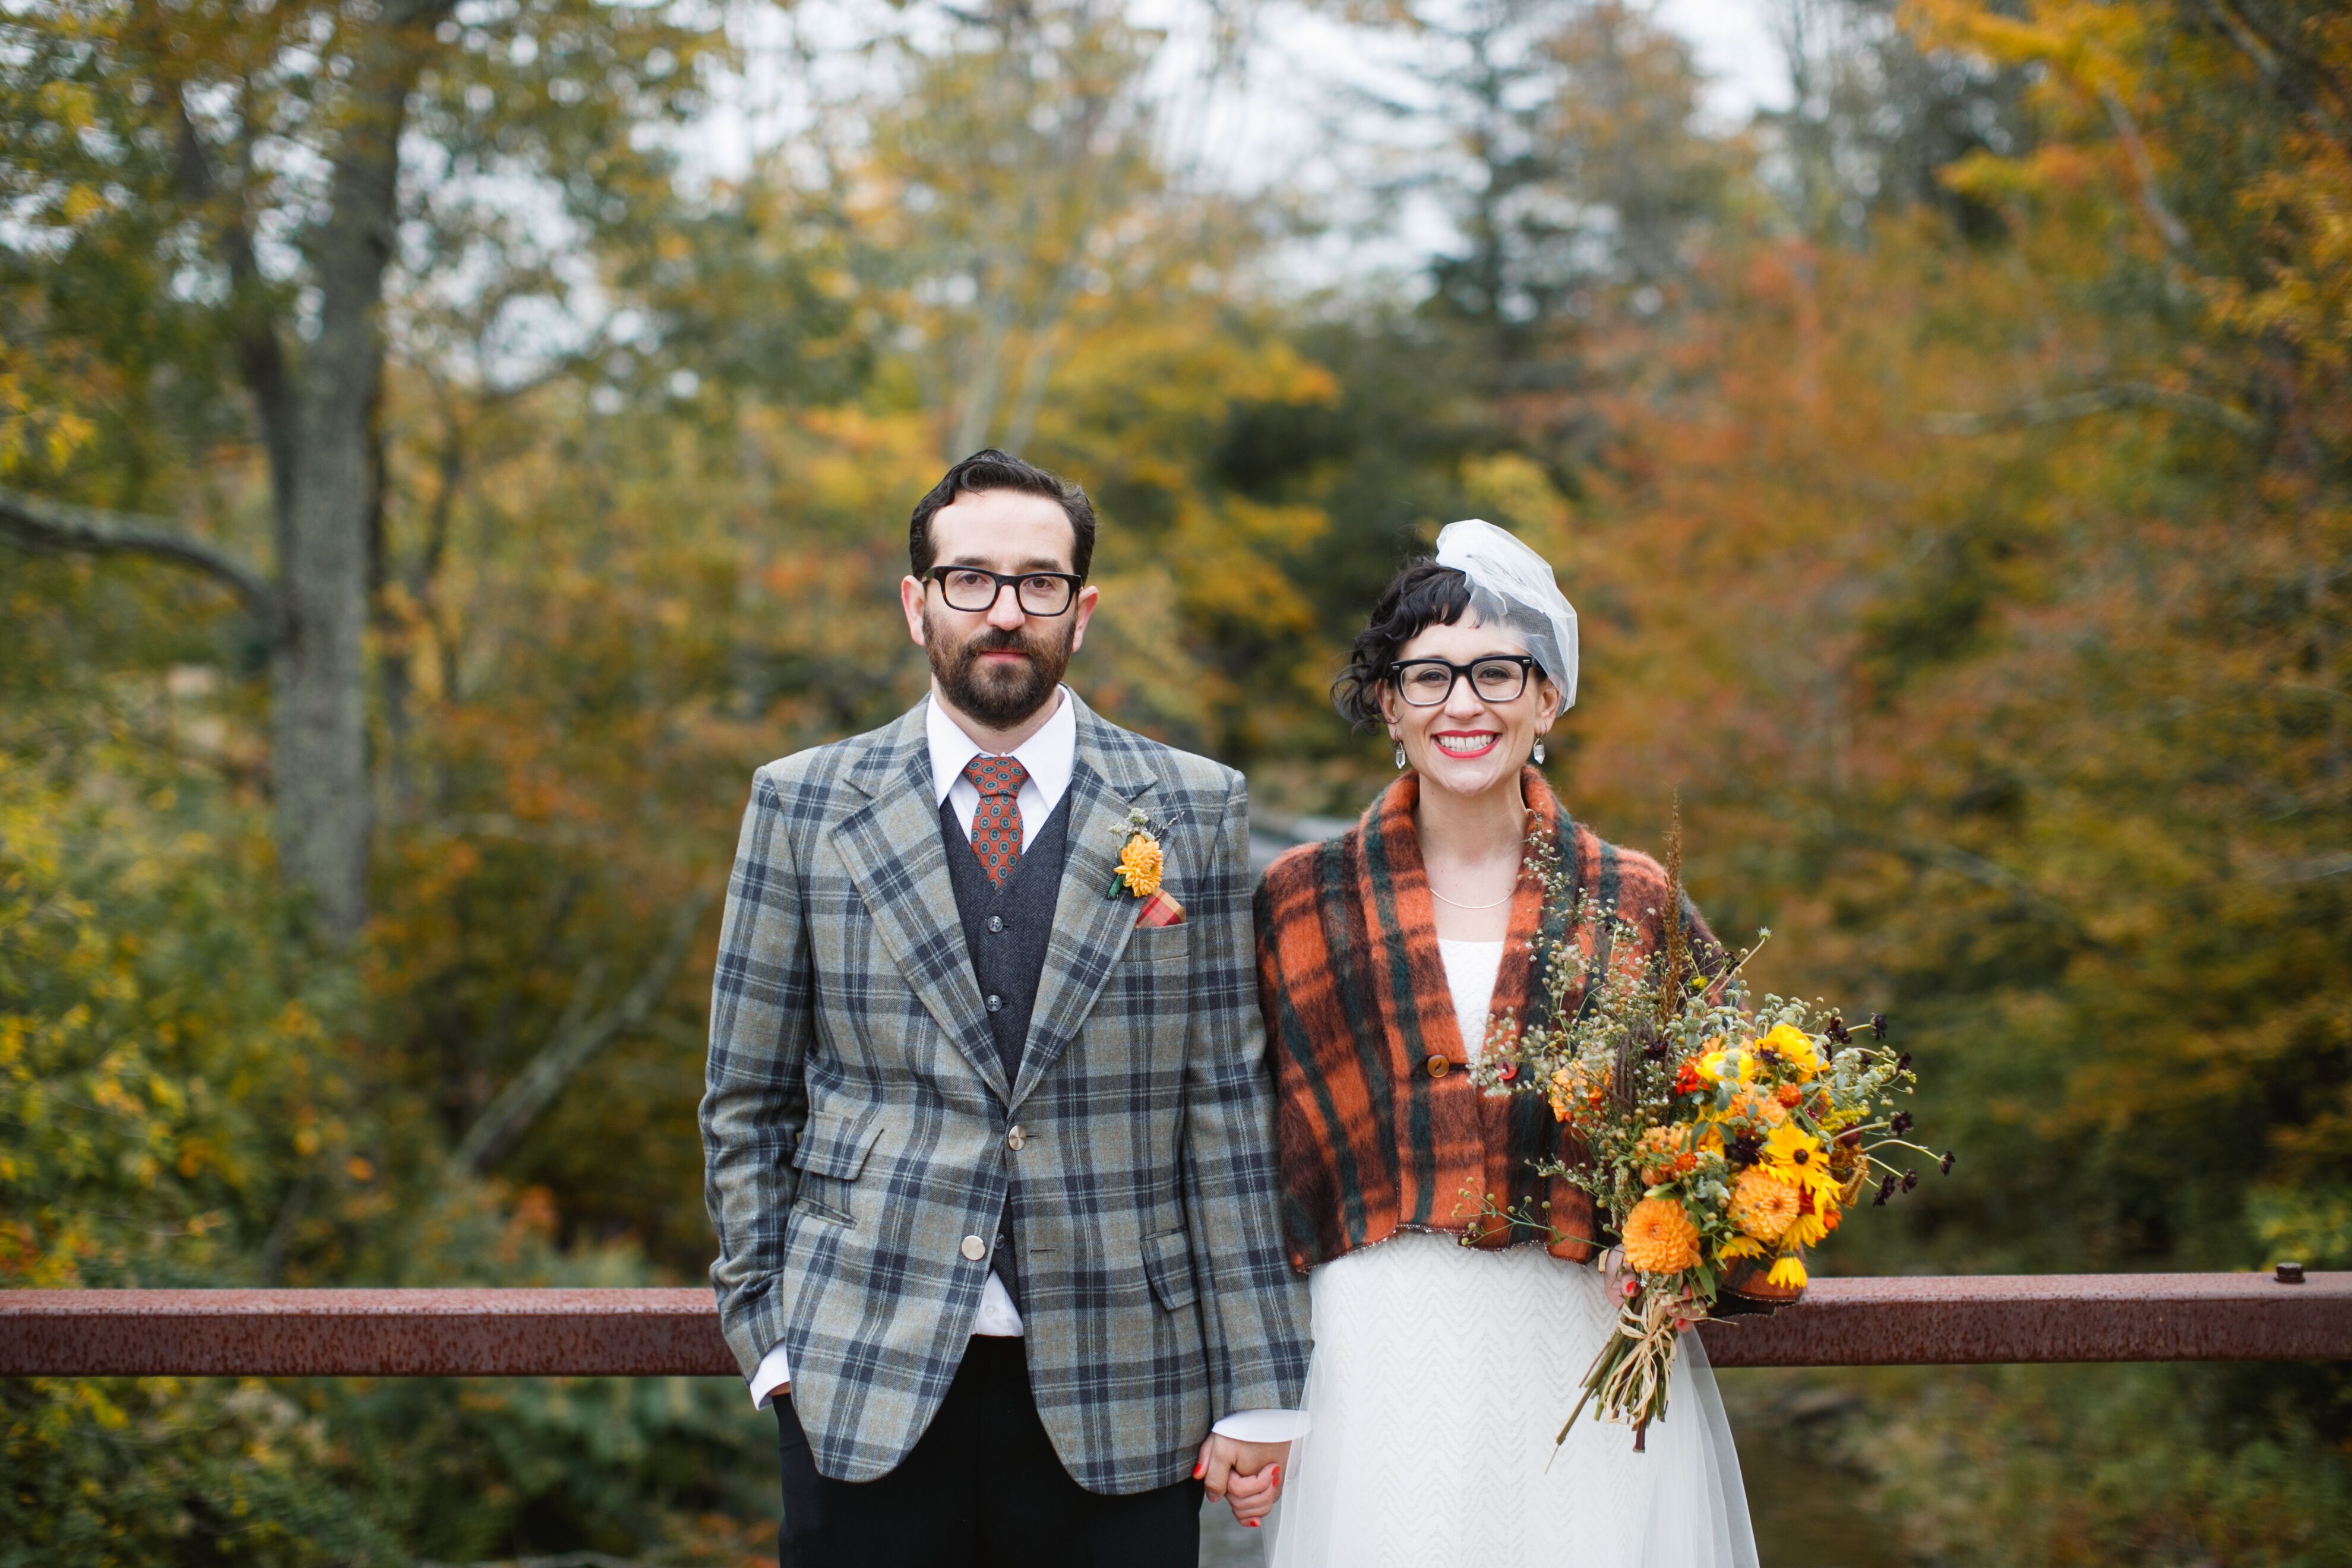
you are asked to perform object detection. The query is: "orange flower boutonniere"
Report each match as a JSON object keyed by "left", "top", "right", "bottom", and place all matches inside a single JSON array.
[
  {"left": 1107, "top": 809, "right": 1165, "bottom": 899},
  {"left": 1108, "top": 809, "right": 1185, "bottom": 927}
]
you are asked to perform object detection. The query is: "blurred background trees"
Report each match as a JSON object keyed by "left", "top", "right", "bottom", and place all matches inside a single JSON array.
[{"left": 4, "top": 0, "right": 2348, "bottom": 1563}]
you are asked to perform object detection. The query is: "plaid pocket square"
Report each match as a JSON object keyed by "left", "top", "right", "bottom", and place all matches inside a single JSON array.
[{"left": 1133, "top": 889, "right": 1184, "bottom": 927}]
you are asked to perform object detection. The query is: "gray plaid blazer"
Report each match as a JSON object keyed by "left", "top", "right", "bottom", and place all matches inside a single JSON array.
[{"left": 701, "top": 693, "right": 1311, "bottom": 1492}]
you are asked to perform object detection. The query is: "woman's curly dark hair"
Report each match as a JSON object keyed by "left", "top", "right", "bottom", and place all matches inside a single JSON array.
[{"left": 1330, "top": 560, "right": 1478, "bottom": 730}]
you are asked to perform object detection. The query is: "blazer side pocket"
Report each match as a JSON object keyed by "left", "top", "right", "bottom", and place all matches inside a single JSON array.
[
  {"left": 791, "top": 1106, "right": 885, "bottom": 1226},
  {"left": 1140, "top": 1228, "right": 1198, "bottom": 1311}
]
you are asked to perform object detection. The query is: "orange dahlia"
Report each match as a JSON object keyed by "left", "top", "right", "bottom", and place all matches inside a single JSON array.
[
  {"left": 1728, "top": 1168, "right": 1799, "bottom": 1243},
  {"left": 1114, "top": 834, "right": 1164, "bottom": 897},
  {"left": 1728, "top": 1089, "right": 1790, "bottom": 1128},
  {"left": 1621, "top": 1196, "right": 1703, "bottom": 1275}
]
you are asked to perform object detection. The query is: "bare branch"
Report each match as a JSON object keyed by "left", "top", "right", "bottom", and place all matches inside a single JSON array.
[
  {"left": 1923, "top": 382, "right": 2264, "bottom": 440},
  {"left": 2198, "top": 0, "right": 2352, "bottom": 156},
  {"left": 174, "top": 88, "right": 299, "bottom": 542},
  {"left": 0, "top": 487, "right": 279, "bottom": 617},
  {"left": 2098, "top": 86, "right": 2195, "bottom": 261},
  {"left": 447, "top": 890, "right": 713, "bottom": 1179},
  {"left": 2262, "top": 851, "right": 2352, "bottom": 884}
]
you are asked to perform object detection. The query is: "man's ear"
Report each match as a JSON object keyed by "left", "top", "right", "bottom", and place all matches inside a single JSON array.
[
  {"left": 900, "top": 576, "right": 929, "bottom": 647},
  {"left": 1068, "top": 582, "right": 1100, "bottom": 654}
]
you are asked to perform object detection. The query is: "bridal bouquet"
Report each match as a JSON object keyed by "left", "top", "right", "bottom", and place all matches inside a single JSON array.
[{"left": 1472, "top": 811, "right": 1950, "bottom": 1452}]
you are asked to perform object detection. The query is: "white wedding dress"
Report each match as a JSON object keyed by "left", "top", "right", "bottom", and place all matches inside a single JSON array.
[{"left": 1264, "top": 941, "right": 1759, "bottom": 1568}]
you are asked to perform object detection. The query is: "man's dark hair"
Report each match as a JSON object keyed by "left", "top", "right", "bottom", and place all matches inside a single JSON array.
[
  {"left": 1330, "top": 559, "right": 1475, "bottom": 729},
  {"left": 909, "top": 449, "right": 1098, "bottom": 580}
]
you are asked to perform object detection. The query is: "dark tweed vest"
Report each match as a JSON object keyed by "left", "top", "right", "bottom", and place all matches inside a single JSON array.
[{"left": 939, "top": 791, "right": 1073, "bottom": 1308}]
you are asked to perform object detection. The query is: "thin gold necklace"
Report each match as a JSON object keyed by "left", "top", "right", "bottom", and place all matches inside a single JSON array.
[
  {"left": 1422, "top": 802, "right": 1531, "bottom": 912},
  {"left": 1430, "top": 884, "right": 1516, "bottom": 911}
]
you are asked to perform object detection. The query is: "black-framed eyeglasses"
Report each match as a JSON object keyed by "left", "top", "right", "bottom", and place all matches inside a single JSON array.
[
  {"left": 925, "top": 565, "right": 1085, "bottom": 617},
  {"left": 1387, "top": 655, "right": 1538, "bottom": 706}
]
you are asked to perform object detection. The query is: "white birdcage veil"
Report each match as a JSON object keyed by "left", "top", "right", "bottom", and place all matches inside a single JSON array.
[{"left": 1431, "top": 519, "right": 1579, "bottom": 712}]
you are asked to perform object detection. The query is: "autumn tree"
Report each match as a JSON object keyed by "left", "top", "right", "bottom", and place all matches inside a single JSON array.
[{"left": 0, "top": 0, "right": 719, "bottom": 935}]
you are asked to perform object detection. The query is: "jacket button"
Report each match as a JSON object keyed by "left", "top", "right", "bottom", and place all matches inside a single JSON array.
[
  {"left": 1006, "top": 1126, "right": 1026, "bottom": 1150},
  {"left": 987, "top": 915, "right": 1004, "bottom": 933},
  {"left": 960, "top": 1235, "right": 987, "bottom": 1261},
  {"left": 985, "top": 994, "right": 1003, "bottom": 1013},
  {"left": 1425, "top": 1054, "right": 1452, "bottom": 1079}
]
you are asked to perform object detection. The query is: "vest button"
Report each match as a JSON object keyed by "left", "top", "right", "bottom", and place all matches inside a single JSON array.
[
  {"left": 985, "top": 994, "right": 1003, "bottom": 1013},
  {"left": 960, "top": 1235, "right": 987, "bottom": 1261},
  {"left": 1425, "top": 1054, "right": 1452, "bottom": 1079},
  {"left": 1006, "top": 1126, "right": 1026, "bottom": 1150},
  {"left": 987, "top": 915, "right": 1004, "bottom": 933}
]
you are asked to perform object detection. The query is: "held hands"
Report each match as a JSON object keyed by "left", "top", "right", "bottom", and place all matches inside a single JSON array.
[{"left": 1194, "top": 1434, "right": 1291, "bottom": 1528}]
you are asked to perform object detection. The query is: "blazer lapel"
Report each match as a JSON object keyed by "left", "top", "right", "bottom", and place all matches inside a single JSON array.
[
  {"left": 830, "top": 704, "right": 1011, "bottom": 1104},
  {"left": 1011, "top": 701, "right": 1158, "bottom": 1108}
]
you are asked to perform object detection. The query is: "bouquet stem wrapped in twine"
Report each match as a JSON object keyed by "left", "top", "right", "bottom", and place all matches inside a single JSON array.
[{"left": 1556, "top": 1282, "right": 1706, "bottom": 1457}]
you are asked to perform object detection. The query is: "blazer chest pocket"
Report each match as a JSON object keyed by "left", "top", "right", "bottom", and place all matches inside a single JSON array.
[
  {"left": 1125, "top": 924, "right": 1188, "bottom": 965},
  {"left": 791, "top": 1107, "right": 884, "bottom": 1226},
  {"left": 1140, "top": 1229, "right": 1197, "bottom": 1311}
]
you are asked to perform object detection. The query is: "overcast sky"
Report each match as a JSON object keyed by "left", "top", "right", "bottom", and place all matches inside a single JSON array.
[
  {"left": 1655, "top": 0, "right": 1794, "bottom": 121},
  {"left": 687, "top": 0, "right": 1795, "bottom": 293}
]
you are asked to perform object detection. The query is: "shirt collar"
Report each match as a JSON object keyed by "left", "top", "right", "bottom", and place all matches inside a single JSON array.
[{"left": 927, "top": 685, "right": 1077, "bottom": 806}]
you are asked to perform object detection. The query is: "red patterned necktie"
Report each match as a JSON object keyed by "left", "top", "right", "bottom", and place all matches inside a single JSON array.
[{"left": 963, "top": 754, "right": 1029, "bottom": 887}]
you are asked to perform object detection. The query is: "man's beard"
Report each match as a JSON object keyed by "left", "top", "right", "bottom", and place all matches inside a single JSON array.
[{"left": 927, "top": 607, "right": 1075, "bottom": 729}]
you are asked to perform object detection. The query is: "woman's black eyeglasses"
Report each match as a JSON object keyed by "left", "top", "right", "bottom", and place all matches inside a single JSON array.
[
  {"left": 1386, "top": 655, "right": 1538, "bottom": 706},
  {"left": 925, "top": 566, "right": 1085, "bottom": 617}
]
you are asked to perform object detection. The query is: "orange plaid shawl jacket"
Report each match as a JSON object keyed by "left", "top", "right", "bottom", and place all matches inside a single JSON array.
[{"left": 1254, "top": 767, "right": 1722, "bottom": 1273}]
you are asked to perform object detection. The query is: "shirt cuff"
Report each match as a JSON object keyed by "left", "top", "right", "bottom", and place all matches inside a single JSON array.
[
  {"left": 748, "top": 1340, "right": 792, "bottom": 1411},
  {"left": 1212, "top": 1409, "right": 1310, "bottom": 1443}
]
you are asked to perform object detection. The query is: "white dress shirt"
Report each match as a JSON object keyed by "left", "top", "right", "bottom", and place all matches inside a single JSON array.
[{"left": 750, "top": 689, "right": 1302, "bottom": 1441}]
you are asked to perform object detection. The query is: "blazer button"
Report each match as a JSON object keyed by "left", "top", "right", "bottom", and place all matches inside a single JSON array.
[
  {"left": 1425, "top": 1054, "right": 1452, "bottom": 1079},
  {"left": 987, "top": 915, "right": 1004, "bottom": 933},
  {"left": 985, "top": 994, "right": 1003, "bottom": 1013},
  {"left": 1006, "top": 1126, "right": 1026, "bottom": 1150},
  {"left": 960, "top": 1235, "right": 987, "bottom": 1261}
]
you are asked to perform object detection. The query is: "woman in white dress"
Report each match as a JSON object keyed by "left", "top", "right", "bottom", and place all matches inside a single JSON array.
[{"left": 1249, "top": 523, "right": 1757, "bottom": 1567}]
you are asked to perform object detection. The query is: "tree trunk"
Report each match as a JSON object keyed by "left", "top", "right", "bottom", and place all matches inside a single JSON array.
[{"left": 264, "top": 0, "right": 453, "bottom": 938}]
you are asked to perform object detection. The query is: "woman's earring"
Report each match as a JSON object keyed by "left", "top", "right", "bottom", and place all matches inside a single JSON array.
[
  {"left": 1392, "top": 738, "right": 1408, "bottom": 770},
  {"left": 1532, "top": 737, "right": 1547, "bottom": 765}
]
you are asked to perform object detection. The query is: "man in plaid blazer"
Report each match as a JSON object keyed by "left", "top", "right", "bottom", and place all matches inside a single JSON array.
[{"left": 701, "top": 450, "right": 1311, "bottom": 1567}]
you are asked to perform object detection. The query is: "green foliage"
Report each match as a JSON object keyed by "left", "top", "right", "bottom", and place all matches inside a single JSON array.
[
  {"left": 0, "top": 551, "right": 772, "bottom": 1560},
  {"left": 1866, "top": 1365, "right": 2352, "bottom": 1568}
]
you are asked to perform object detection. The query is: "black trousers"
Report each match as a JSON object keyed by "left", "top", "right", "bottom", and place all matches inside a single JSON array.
[{"left": 775, "top": 1336, "right": 1202, "bottom": 1568}]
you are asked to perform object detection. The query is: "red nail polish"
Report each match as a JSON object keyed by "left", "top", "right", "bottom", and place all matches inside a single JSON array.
[
  {"left": 1193, "top": 1461, "right": 1205, "bottom": 1478},
  {"left": 1269, "top": 1465, "right": 1281, "bottom": 1484},
  {"left": 1245, "top": 1520, "right": 1260, "bottom": 1529}
]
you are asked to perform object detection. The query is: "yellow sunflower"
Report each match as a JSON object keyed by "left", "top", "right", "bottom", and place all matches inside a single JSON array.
[
  {"left": 1759, "top": 1124, "right": 1839, "bottom": 1199},
  {"left": 1620, "top": 1196, "right": 1703, "bottom": 1275},
  {"left": 1768, "top": 1254, "right": 1809, "bottom": 1290}
]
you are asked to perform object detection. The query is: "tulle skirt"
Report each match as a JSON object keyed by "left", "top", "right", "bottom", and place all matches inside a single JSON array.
[{"left": 1265, "top": 1231, "right": 1759, "bottom": 1568}]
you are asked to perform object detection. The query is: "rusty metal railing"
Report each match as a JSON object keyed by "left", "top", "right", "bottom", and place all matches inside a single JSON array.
[{"left": 2, "top": 1273, "right": 2344, "bottom": 1377}]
